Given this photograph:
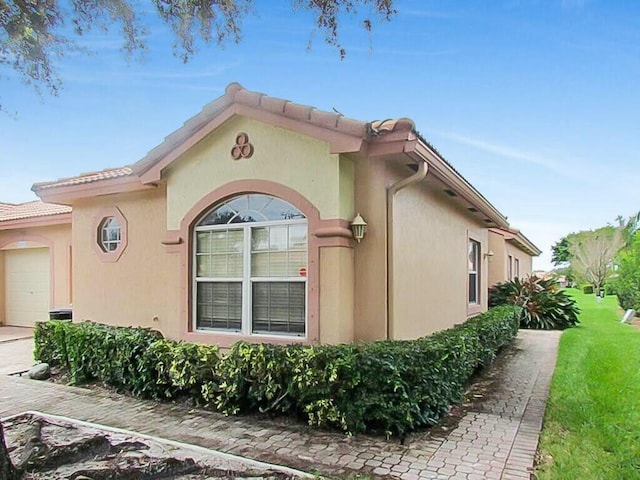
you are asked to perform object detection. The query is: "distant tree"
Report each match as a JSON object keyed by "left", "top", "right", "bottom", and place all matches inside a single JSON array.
[
  {"left": 569, "top": 226, "right": 625, "bottom": 294},
  {"left": 551, "top": 236, "right": 571, "bottom": 266},
  {"left": 1, "top": 0, "right": 395, "bottom": 101}
]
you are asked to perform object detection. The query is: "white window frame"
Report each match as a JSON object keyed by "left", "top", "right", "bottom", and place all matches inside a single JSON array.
[
  {"left": 514, "top": 258, "right": 520, "bottom": 279},
  {"left": 468, "top": 239, "right": 481, "bottom": 306},
  {"left": 193, "top": 217, "right": 308, "bottom": 338},
  {"left": 99, "top": 216, "right": 122, "bottom": 252},
  {"left": 508, "top": 255, "right": 513, "bottom": 280}
]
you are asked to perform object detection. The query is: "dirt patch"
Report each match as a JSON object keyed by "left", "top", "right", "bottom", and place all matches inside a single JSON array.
[{"left": 4, "top": 413, "right": 304, "bottom": 479}]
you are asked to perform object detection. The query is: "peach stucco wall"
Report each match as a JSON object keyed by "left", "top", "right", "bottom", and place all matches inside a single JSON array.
[
  {"left": 162, "top": 115, "right": 356, "bottom": 345},
  {"left": 352, "top": 155, "right": 388, "bottom": 342},
  {"left": 505, "top": 243, "right": 533, "bottom": 278},
  {"left": 0, "top": 251, "right": 3, "bottom": 322},
  {"left": 0, "top": 223, "right": 72, "bottom": 324},
  {"left": 352, "top": 157, "right": 491, "bottom": 342},
  {"left": 391, "top": 176, "right": 489, "bottom": 340},
  {"left": 71, "top": 187, "right": 181, "bottom": 339},
  {"left": 488, "top": 231, "right": 507, "bottom": 287},
  {"left": 319, "top": 246, "right": 355, "bottom": 344},
  {"left": 165, "top": 116, "right": 354, "bottom": 230},
  {"left": 66, "top": 114, "right": 518, "bottom": 346},
  {"left": 488, "top": 230, "right": 534, "bottom": 286},
  {"left": 72, "top": 116, "right": 358, "bottom": 345}
]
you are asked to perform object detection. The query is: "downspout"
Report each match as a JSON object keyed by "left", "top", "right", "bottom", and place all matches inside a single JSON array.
[{"left": 386, "top": 159, "right": 429, "bottom": 339}]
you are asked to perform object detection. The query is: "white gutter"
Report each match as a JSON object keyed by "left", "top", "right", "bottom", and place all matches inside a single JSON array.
[{"left": 386, "top": 159, "right": 429, "bottom": 339}]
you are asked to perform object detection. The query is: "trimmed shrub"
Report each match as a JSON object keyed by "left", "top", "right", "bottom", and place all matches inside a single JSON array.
[
  {"left": 33, "top": 320, "right": 69, "bottom": 368},
  {"left": 582, "top": 284, "right": 594, "bottom": 294},
  {"left": 489, "top": 275, "right": 580, "bottom": 330},
  {"left": 34, "top": 306, "right": 519, "bottom": 437}
]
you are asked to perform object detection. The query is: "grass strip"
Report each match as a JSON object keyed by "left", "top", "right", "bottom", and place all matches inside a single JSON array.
[{"left": 536, "top": 290, "right": 640, "bottom": 479}]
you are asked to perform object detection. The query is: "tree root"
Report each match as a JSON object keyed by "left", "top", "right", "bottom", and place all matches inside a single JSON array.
[
  {"left": 15, "top": 417, "right": 150, "bottom": 474},
  {"left": 68, "top": 456, "right": 202, "bottom": 479},
  {"left": 15, "top": 418, "right": 47, "bottom": 471}
]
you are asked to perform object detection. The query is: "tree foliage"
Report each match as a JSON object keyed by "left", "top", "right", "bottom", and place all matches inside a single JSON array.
[
  {"left": 551, "top": 236, "right": 571, "bottom": 266},
  {"left": 618, "top": 211, "right": 640, "bottom": 247},
  {"left": 610, "top": 230, "right": 640, "bottom": 311},
  {"left": 1, "top": 0, "right": 396, "bottom": 99},
  {"left": 569, "top": 226, "right": 624, "bottom": 293},
  {"left": 552, "top": 213, "right": 639, "bottom": 291}
]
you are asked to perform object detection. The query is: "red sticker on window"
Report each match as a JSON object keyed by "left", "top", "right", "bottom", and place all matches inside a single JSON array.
[{"left": 299, "top": 267, "right": 307, "bottom": 277}]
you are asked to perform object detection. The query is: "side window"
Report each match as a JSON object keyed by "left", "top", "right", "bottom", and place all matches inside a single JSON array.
[
  {"left": 98, "top": 217, "right": 122, "bottom": 252},
  {"left": 508, "top": 255, "right": 513, "bottom": 280},
  {"left": 468, "top": 239, "right": 480, "bottom": 305},
  {"left": 93, "top": 207, "right": 127, "bottom": 261}
]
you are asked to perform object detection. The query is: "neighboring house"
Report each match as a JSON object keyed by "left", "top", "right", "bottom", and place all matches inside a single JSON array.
[
  {"left": 0, "top": 202, "right": 72, "bottom": 327},
  {"left": 3, "top": 83, "right": 539, "bottom": 344},
  {"left": 488, "top": 228, "right": 541, "bottom": 287}
]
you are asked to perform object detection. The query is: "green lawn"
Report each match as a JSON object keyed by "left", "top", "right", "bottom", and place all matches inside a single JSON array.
[{"left": 536, "top": 290, "right": 640, "bottom": 479}]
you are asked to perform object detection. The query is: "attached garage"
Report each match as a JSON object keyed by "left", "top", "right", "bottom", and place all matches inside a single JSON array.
[
  {"left": 4, "top": 247, "right": 51, "bottom": 327},
  {"left": 0, "top": 201, "right": 72, "bottom": 327}
]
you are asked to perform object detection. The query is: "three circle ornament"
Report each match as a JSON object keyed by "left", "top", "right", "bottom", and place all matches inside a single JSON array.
[{"left": 231, "top": 132, "right": 254, "bottom": 160}]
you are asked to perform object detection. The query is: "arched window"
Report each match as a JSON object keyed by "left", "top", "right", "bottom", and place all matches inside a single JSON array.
[{"left": 193, "top": 194, "right": 307, "bottom": 337}]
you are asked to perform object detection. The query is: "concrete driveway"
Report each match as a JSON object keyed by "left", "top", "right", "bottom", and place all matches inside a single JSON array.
[{"left": 0, "top": 327, "right": 35, "bottom": 375}]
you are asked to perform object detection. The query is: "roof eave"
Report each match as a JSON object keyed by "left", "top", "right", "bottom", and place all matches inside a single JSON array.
[
  {"left": 409, "top": 140, "right": 510, "bottom": 229},
  {"left": 490, "top": 227, "right": 541, "bottom": 256},
  {"left": 0, "top": 212, "right": 72, "bottom": 230},
  {"left": 510, "top": 233, "right": 542, "bottom": 257},
  {"left": 33, "top": 176, "right": 153, "bottom": 204}
]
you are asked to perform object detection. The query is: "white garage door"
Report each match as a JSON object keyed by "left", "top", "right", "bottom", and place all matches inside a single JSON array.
[{"left": 5, "top": 248, "right": 51, "bottom": 327}]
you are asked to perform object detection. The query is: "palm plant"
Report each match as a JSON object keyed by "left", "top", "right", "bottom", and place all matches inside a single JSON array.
[{"left": 489, "top": 275, "right": 580, "bottom": 330}]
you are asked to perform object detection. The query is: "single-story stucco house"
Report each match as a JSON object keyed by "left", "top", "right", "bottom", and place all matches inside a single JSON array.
[{"left": 1, "top": 83, "right": 540, "bottom": 346}]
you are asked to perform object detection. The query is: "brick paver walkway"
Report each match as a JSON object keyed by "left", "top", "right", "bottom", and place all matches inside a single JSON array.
[
  {"left": 0, "top": 330, "right": 561, "bottom": 479},
  {"left": 0, "top": 326, "right": 34, "bottom": 343},
  {"left": 0, "top": 339, "right": 34, "bottom": 375}
]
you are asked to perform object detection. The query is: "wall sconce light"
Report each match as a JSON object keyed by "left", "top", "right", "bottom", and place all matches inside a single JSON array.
[
  {"left": 350, "top": 213, "right": 368, "bottom": 243},
  {"left": 484, "top": 250, "right": 495, "bottom": 262}
]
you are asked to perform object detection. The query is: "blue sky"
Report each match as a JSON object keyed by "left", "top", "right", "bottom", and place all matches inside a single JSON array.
[{"left": 1, "top": 0, "right": 639, "bottom": 270}]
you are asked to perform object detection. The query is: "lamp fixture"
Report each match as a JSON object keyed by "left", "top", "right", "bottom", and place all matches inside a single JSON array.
[
  {"left": 484, "top": 250, "right": 495, "bottom": 261},
  {"left": 350, "top": 213, "right": 368, "bottom": 243}
]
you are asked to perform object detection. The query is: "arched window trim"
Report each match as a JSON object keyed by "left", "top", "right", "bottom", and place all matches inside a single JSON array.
[{"left": 193, "top": 193, "right": 309, "bottom": 338}]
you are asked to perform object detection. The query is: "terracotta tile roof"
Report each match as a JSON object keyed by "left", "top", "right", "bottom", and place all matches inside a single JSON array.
[
  {"left": 133, "top": 83, "right": 416, "bottom": 176},
  {"left": 0, "top": 201, "right": 72, "bottom": 222},
  {"left": 25, "top": 83, "right": 509, "bottom": 234},
  {"left": 229, "top": 82, "right": 373, "bottom": 136},
  {"left": 32, "top": 83, "right": 415, "bottom": 191},
  {"left": 33, "top": 167, "right": 134, "bottom": 191}
]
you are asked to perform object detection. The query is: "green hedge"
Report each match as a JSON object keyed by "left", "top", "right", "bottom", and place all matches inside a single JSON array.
[
  {"left": 583, "top": 284, "right": 594, "bottom": 294},
  {"left": 34, "top": 305, "right": 519, "bottom": 437}
]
